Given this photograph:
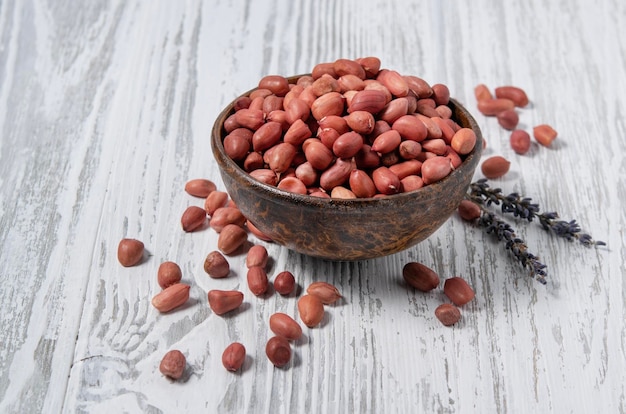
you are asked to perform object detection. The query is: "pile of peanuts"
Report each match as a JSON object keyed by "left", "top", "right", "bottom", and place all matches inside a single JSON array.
[
  {"left": 475, "top": 84, "right": 558, "bottom": 179},
  {"left": 221, "top": 57, "right": 478, "bottom": 198}
]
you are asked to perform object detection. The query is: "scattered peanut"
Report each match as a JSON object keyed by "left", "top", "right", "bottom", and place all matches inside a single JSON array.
[
  {"left": 533, "top": 124, "right": 558, "bottom": 147},
  {"left": 510, "top": 129, "right": 531, "bottom": 154},
  {"left": 181, "top": 206, "right": 207, "bottom": 232},
  {"left": 443, "top": 277, "right": 475, "bottom": 306},
  {"left": 435, "top": 303, "right": 462, "bottom": 326},
  {"left": 269, "top": 313, "right": 303, "bottom": 341},
  {"left": 246, "top": 245, "right": 269, "bottom": 268},
  {"left": 151, "top": 283, "right": 190, "bottom": 313},
  {"left": 306, "top": 282, "right": 342, "bottom": 304},
  {"left": 184, "top": 178, "right": 216, "bottom": 198},
  {"left": 117, "top": 238, "right": 144, "bottom": 267},
  {"left": 247, "top": 266, "right": 269, "bottom": 296},
  {"left": 481, "top": 155, "right": 511, "bottom": 179},
  {"left": 297, "top": 294, "right": 325, "bottom": 328},
  {"left": 207, "top": 289, "right": 244, "bottom": 315},
  {"left": 273, "top": 271, "right": 296, "bottom": 295},
  {"left": 159, "top": 350, "right": 186, "bottom": 380},
  {"left": 457, "top": 199, "right": 482, "bottom": 221},
  {"left": 204, "top": 251, "right": 230, "bottom": 278},
  {"left": 402, "top": 262, "right": 440, "bottom": 292},
  {"left": 265, "top": 336, "right": 292, "bottom": 368},
  {"left": 217, "top": 224, "right": 248, "bottom": 255},
  {"left": 222, "top": 342, "right": 246, "bottom": 372},
  {"left": 157, "top": 261, "right": 182, "bottom": 289}
]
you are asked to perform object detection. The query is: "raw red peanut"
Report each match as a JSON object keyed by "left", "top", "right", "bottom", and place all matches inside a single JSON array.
[
  {"left": 421, "top": 138, "right": 447, "bottom": 155},
  {"left": 435, "top": 303, "right": 462, "bottom": 326},
  {"left": 258, "top": 75, "right": 290, "bottom": 97},
  {"left": 377, "top": 69, "right": 409, "bottom": 97},
  {"left": 495, "top": 85, "right": 529, "bottom": 107},
  {"left": 223, "top": 133, "right": 250, "bottom": 161},
  {"left": 510, "top": 129, "right": 531, "bottom": 154},
  {"left": 421, "top": 156, "right": 453, "bottom": 185},
  {"left": 234, "top": 96, "right": 252, "bottom": 111},
  {"left": 338, "top": 74, "right": 366, "bottom": 92},
  {"left": 372, "top": 166, "right": 401, "bottom": 195},
  {"left": 223, "top": 114, "right": 240, "bottom": 133},
  {"left": 333, "top": 58, "right": 366, "bottom": 79},
  {"left": 117, "top": 238, "right": 144, "bottom": 267},
  {"left": 435, "top": 105, "right": 453, "bottom": 119},
  {"left": 247, "top": 220, "right": 273, "bottom": 242},
  {"left": 318, "top": 128, "right": 341, "bottom": 149},
  {"left": 269, "top": 313, "right": 303, "bottom": 340},
  {"left": 364, "top": 80, "right": 393, "bottom": 104},
  {"left": 496, "top": 109, "right": 519, "bottom": 131},
  {"left": 184, "top": 178, "right": 216, "bottom": 198},
  {"left": 228, "top": 127, "right": 254, "bottom": 141},
  {"left": 181, "top": 206, "right": 207, "bottom": 232},
  {"left": 209, "top": 206, "right": 246, "bottom": 232},
  {"left": 416, "top": 114, "right": 443, "bottom": 139},
  {"left": 158, "top": 261, "right": 182, "bottom": 289},
  {"left": 311, "top": 62, "right": 336, "bottom": 79},
  {"left": 398, "top": 140, "right": 422, "bottom": 159},
  {"left": 400, "top": 175, "right": 424, "bottom": 191},
  {"left": 431, "top": 83, "right": 450, "bottom": 106},
  {"left": 392, "top": 115, "right": 428, "bottom": 142},
  {"left": 404, "top": 75, "right": 433, "bottom": 98},
  {"left": 250, "top": 96, "right": 268, "bottom": 111},
  {"left": 262, "top": 95, "right": 284, "bottom": 114},
  {"left": 306, "top": 281, "right": 342, "bottom": 304},
  {"left": 457, "top": 199, "right": 481, "bottom": 221},
  {"left": 381, "top": 151, "right": 401, "bottom": 167},
  {"left": 318, "top": 115, "right": 349, "bottom": 134},
  {"left": 265, "top": 336, "right": 292, "bottom": 367},
  {"left": 311, "top": 92, "right": 345, "bottom": 120},
  {"left": 151, "top": 283, "right": 190, "bottom": 313},
  {"left": 204, "top": 192, "right": 228, "bottom": 217},
  {"left": 379, "top": 97, "right": 409, "bottom": 124},
  {"left": 249, "top": 168, "right": 278, "bottom": 186},
  {"left": 296, "top": 75, "right": 314, "bottom": 87},
  {"left": 304, "top": 140, "right": 334, "bottom": 170},
  {"left": 355, "top": 56, "right": 381, "bottom": 78},
  {"left": 319, "top": 158, "right": 353, "bottom": 191},
  {"left": 533, "top": 124, "right": 558, "bottom": 147},
  {"left": 217, "top": 224, "right": 248, "bottom": 255},
  {"left": 481, "top": 155, "right": 511, "bottom": 179},
  {"left": 330, "top": 186, "right": 357, "bottom": 199},
  {"left": 273, "top": 271, "right": 296, "bottom": 295},
  {"left": 208, "top": 289, "right": 244, "bottom": 315},
  {"left": 204, "top": 250, "right": 230, "bottom": 278},
  {"left": 354, "top": 144, "right": 381, "bottom": 170},
  {"left": 416, "top": 99, "right": 440, "bottom": 118},
  {"left": 431, "top": 116, "right": 456, "bottom": 143},
  {"left": 222, "top": 342, "right": 246, "bottom": 372},
  {"left": 445, "top": 146, "right": 463, "bottom": 169},
  {"left": 477, "top": 98, "right": 515, "bottom": 116},
  {"left": 349, "top": 169, "right": 377, "bottom": 198},
  {"left": 451, "top": 127, "right": 477, "bottom": 155},
  {"left": 388, "top": 159, "right": 422, "bottom": 180},
  {"left": 234, "top": 108, "right": 265, "bottom": 130},
  {"left": 284, "top": 98, "right": 310, "bottom": 124},
  {"left": 310, "top": 74, "right": 340, "bottom": 96},
  {"left": 252, "top": 121, "right": 282, "bottom": 152},
  {"left": 283, "top": 119, "right": 312, "bottom": 146},
  {"left": 333, "top": 131, "right": 364, "bottom": 158},
  {"left": 474, "top": 83, "right": 493, "bottom": 101},
  {"left": 249, "top": 88, "right": 273, "bottom": 100},
  {"left": 266, "top": 142, "right": 297, "bottom": 174},
  {"left": 443, "top": 276, "right": 475, "bottom": 306},
  {"left": 297, "top": 295, "right": 325, "bottom": 328},
  {"left": 402, "top": 262, "right": 440, "bottom": 292},
  {"left": 277, "top": 176, "right": 307, "bottom": 194},
  {"left": 371, "top": 130, "right": 402, "bottom": 154},
  {"left": 247, "top": 266, "right": 269, "bottom": 296},
  {"left": 246, "top": 245, "right": 268, "bottom": 269},
  {"left": 345, "top": 111, "right": 375, "bottom": 134},
  {"left": 347, "top": 89, "right": 388, "bottom": 114},
  {"left": 160, "top": 350, "right": 186, "bottom": 380},
  {"left": 243, "top": 151, "right": 264, "bottom": 172},
  {"left": 295, "top": 162, "right": 318, "bottom": 187}
]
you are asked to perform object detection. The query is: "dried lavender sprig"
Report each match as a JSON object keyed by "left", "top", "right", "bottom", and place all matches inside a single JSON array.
[
  {"left": 477, "top": 206, "right": 548, "bottom": 284},
  {"left": 469, "top": 179, "right": 605, "bottom": 246}
]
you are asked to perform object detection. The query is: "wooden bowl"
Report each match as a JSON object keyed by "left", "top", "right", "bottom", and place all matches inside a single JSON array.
[{"left": 211, "top": 76, "right": 483, "bottom": 261}]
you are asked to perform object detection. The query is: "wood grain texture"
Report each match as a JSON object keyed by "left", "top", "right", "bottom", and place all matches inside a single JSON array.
[{"left": 0, "top": 0, "right": 623, "bottom": 413}]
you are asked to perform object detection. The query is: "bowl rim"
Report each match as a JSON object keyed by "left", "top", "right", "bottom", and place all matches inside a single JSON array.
[{"left": 211, "top": 74, "right": 483, "bottom": 209}]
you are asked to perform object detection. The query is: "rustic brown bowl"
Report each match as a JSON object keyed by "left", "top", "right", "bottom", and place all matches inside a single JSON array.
[{"left": 211, "top": 76, "right": 483, "bottom": 261}]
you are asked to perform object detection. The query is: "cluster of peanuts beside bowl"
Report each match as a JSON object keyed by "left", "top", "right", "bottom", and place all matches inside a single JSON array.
[{"left": 211, "top": 57, "right": 483, "bottom": 260}]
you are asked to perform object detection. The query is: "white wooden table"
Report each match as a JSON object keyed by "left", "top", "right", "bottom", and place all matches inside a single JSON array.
[{"left": 1, "top": 1, "right": 623, "bottom": 413}]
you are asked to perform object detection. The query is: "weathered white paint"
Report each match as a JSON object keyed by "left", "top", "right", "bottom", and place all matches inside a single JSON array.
[{"left": 0, "top": 0, "right": 623, "bottom": 413}]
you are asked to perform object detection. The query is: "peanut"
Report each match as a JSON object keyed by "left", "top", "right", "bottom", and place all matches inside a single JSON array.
[
  {"left": 217, "top": 224, "right": 248, "bottom": 255},
  {"left": 402, "top": 262, "right": 440, "bottom": 292},
  {"left": 269, "top": 313, "right": 303, "bottom": 340},
  {"left": 347, "top": 89, "right": 388, "bottom": 114},
  {"left": 151, "top": 283, "right": 190, "bottom": 313},
  {"left": 222, "top": 342, "right": 246, "bottom": 372},
  {"left": 204, "top": 250, "right": 230, "bottom": 278},
  {"left": 258, "top": 75, "right": 290, "bottom": 97},
  {"left": 184, "top": 178, "right": 216, "bottom": 198},
  {"left": 372, "top": 166, "right": 401, "bottom": 195},
  {"left": 277, "top": 176, "right": 308, "bottom": 194},
  {"left": 421, "top": 156, "right": 453, "bottom": 185},
  {"left": 207, "top": 289, "right": 244, "bottom": 315},
  {"left": 435, "top": 303, "right": 462, "bottom": 326},
  {"left": 181, "top": 206, "right": 207, "bottom": 232},
  {"left": 477, "top": 98, "right": 515, "bottom": 116},
  {"left": 246, "top": 244, "right": 269, "bottom": 269},
  {"left": 510, "top": 129, "right": 531, "bottom": 154},
  {"left": 204, "top": 191, "right": 229, "bottom": 216},
  {"left": 209, "top": 206, "right": 246, "bottom": 232},
  {"left": 273, "top": 271, "right": 296, "bottom": 295},
  {"left": 496, "top": 109, "right": 519, "bottom": 130},
  {"left": 159, "top": 350, "right": 186, "bottom": 380},
  {"left": 247, "top": 220, "right": 273, "bottom": 242},
  {"left": 306, "top": 282, "right": 342, "bottom": 304},
  {"left": 451, "top": 128, "right": 477, "bottom": 155},
  {"left": 457, "top": 199, "right": 481, "bottom": 221},
  {"left": 495, "top": 85, "right": 529, "bottom": 107},
  {"left": 371, "top": 130, "right": 402, "bottom": 154},
  {"left": 247, "top": 266, "right": 269, "bottom": 296},
  {"left": 481, "top": 155, "right": 511, "bottom": 179},
  {"left": 349, "top": 169, "right": 377, "bottom": 198},
  {"left": 117, "top": 238, "right": 144, "bottom": 267},
  {"left": 297, "top": 294, "right": 325, "bottom": 328},
  {"left": 265, "top": 336, "right": 292, "bottom": 368},
  {"left": 157, "top": 261, "right": 182, "bottom": 289},
  {"left": 443, "top": 276, "right": 475, "bottom": 306},
  {"left": 474, "top": 84, "right": 493, "bottom": 102},
  {"left": 533, "top": 124, "right": 558, "bottom": 147},
  {"left": 252, "top": 121, "right": 282, "bottom": 152},
  {"left": 332, "top": 131, "right": 364, "bottom": 158}
]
